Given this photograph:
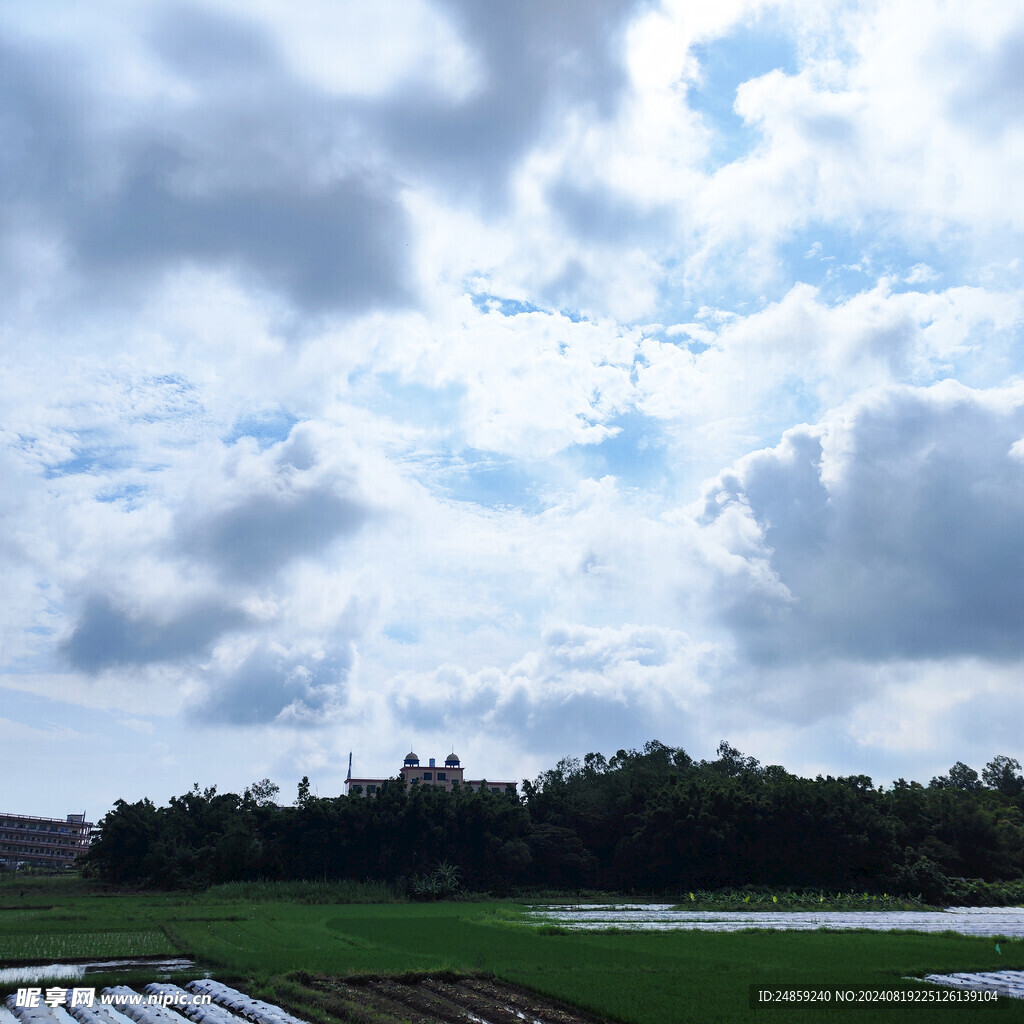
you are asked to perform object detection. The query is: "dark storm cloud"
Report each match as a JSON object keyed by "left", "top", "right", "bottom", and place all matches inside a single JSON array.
[
  {"left": 177, "top": 483, "right": 368, "bottom": 583},
  {"left": 197, "top": 641, "right": 354, "bottom": 725},
  {"left": 368, "top": 0, "right": 642, "bottom": 202},
  {"left": 62, "top": 595, "right": 249, "bottom": 672},
  {"left": 700, "top": 386, "right": 1024, "bottom": 664}
]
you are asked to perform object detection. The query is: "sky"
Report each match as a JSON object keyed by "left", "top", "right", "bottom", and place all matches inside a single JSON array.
[{"left": 3, "top": 0, "right": 1024, "bottom": 820}]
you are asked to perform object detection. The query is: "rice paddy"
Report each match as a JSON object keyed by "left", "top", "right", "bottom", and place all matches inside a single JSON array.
[
  {"left": 2, "top": 877, "right": 1024, "bottom": 1022},
  {"left": 0, "top": 932, "right": 174, "bottom": 963}
]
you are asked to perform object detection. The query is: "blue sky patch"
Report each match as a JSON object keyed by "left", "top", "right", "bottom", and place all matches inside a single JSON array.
[
  {"left": 352, "top": 371, "right": 465, "bottom": 429},
  {"left": 689, "top": 20, "right": 799, "bottom": 167},
  {"left": 568, "top": 412, "right": 668, "bottom": 489},
  {"left": 224, "top": 409, "right": 299, "bottom": 449},
  {"left": 96, "top": 483, "right": 146, "bottom": 506},
  {"left": 470, "top": 292, "right": 543, "bottom": 317},
  {"left": 42, "top": 435, "right": 131, "bottom": 479},
  {"left": 430, "top": 448, "right": 547, "bottom": 512},
  {"left": 383, "top": 624, "right": 419, "bottom": 644},
  {"left": 468, "top": 290, "right": 589, "bottom": 325},
  {"left": 776, "top": 225, "right": 956, "bottom": 303}
]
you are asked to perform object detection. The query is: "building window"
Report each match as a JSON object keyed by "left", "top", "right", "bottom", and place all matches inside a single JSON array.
[
  {"left": 422, "top": 772, "right": 432, "bottom": 780},
  {"left": 367, "top": 785, "right": 377, "bottom": 794},
  {"left": 437, "top": 772, "right": 446, "bottom": 780}
]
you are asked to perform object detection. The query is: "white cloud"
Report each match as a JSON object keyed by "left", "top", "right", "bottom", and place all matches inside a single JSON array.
[
  {"left": 385, "top": 622, "right": 711, "bottom": 765},
  {"left": 905, "top": 263, "right": 938, "bottom": 285},
  {"left": 3, "top": 0, "right": 1024, "bottom": 814},
  {"left": 216, "top": 0, "right": 485, "bottom": 101},
  {"left": 694, "top": 381, "right": 1024, "bottom": 664}
]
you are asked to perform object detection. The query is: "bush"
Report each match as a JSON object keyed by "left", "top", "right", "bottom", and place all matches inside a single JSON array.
[{"left": 409, "top": 863, "right": 464, "bottom": 901}]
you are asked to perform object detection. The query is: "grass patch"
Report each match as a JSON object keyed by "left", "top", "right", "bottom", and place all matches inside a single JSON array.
[
  {"left": 0, "top": 873, "right": 117, "bottom": 897},
  {"left": 0, "top": 878, "right": 1022, "bottom": 1022},
  {"left": 200, "top": 880, "right": 402, "bottom": 905},
  {"left": 163, "top": 902, "right": 1024, "bottom": 1022},
  {"left": 537, "top": 924, "right": 573, "bottom": 936},
  {"left": 0, "top": 930, "right": 174, "bottom": 962}
]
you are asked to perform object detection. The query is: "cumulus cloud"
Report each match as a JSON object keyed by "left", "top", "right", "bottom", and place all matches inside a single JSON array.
[
  {"left": 388, "top": 623, "right": 709, "bottom": 756},
  {"left": 28, "top": 419, "right": 381, "bottom": 734},
  {"left": 697, "top": 382, "right": 1024, "bottom": 664},
  {"left": 178, "top": 484, "right": 366, "bottom": 583},
  {"left": 74, "top": 159, "right": 412, "bottom": 314},
  {"left": 174, "top": 427, "right": 372, "bottom": 582},
  {"left": 4, "top": 0, "right": 1024, "bottom": 814},
  {"left": 944, "top": 27, "right": 1024, "bottom": 138},
  {"left": 2, "top": 4, "right": 415, "bottom": 318},
  {"left": 635, "top": 280, "right": 1022, "bottom": 476},
  {"left": 368, "top": 0, "right": 639, "bottom": 203},
  {"left": 195, "top": 637, "right": 356, "bottom": 725}
]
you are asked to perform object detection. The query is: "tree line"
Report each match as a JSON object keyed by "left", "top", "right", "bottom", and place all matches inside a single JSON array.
[{"left": 84, "top": 741, "right": 1024, "bottom": 903}]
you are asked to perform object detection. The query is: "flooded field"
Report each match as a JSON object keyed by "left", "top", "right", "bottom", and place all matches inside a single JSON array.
[
  {"left": 0, "top": 961, "right": 196, "bottom": 986},
  {"left": 527, "top": 903, "right": 1024, "bottom": 937}
]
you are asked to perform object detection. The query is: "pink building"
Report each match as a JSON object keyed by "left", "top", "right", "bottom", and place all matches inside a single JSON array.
[{"left": 347, "top": 751, "right": 517, "bottom": 797}]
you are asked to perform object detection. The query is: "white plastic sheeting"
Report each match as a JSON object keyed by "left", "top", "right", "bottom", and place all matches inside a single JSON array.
[
  {"left": 5, "top": 998, "right": 78, "bottom": 1024},
  {"left": 142, "top": 986, "right": 235, "bottom": 1024},
  {"left": 528, "top": 904, "right": 1024, "bottom": 936},
  {"left": 924, "top": 971, "right": 1024, "bottom": 999},
  {"left": 98, "top": 989, "right": 182, "bottom": 1024},
  {"left": 62, "top": 999, "right": 135, "bottom": 1024},
  {"left": 183, "top": 982, "right": 306, "bottom": 1024}
]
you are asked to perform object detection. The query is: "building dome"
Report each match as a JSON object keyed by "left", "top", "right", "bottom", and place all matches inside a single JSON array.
[
  {"left": 445, "top": 752, "right": 460, "bottom": 765},
  {"left": 404, "top": 751, "right": 419, "bottom": 765}
]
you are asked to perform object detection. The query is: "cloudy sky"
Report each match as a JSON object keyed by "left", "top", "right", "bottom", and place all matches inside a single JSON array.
[{"left": 3, "top": 0, "right": 1023, "bottom": 818}]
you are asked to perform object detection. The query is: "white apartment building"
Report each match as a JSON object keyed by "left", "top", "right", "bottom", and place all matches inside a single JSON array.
[{"left": 0, "top": 812, "right": 92, "bottom": 870}]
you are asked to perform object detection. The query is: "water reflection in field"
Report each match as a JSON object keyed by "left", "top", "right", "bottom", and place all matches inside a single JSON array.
[{"left": 0, "top": 958, "right": 194, "bottom": 985}]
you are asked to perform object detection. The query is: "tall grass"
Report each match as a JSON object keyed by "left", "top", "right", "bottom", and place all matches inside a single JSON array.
[
  {"left": 199, "top": 879, "right": 403, "bottom": 905},
  {"left": 671, "top": 887, "right": 930, "bottom": 911}
]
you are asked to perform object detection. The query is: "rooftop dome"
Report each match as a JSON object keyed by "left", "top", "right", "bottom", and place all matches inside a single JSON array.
[
  {"left": 445, "top": 752, "right": 460, "bottom": 765},
  {"left": 404, "top": 751, "right": 419, "bottom": 764}
]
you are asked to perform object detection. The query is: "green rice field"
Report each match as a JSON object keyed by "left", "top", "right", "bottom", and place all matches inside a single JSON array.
[{"left": 1, "top": 876, "right": 1022, "bottom": 1023}]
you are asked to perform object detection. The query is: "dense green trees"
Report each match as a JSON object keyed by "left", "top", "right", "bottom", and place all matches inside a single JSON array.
[{"left": 85, "top": 743, "right": 1024, "bottom": 902}]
